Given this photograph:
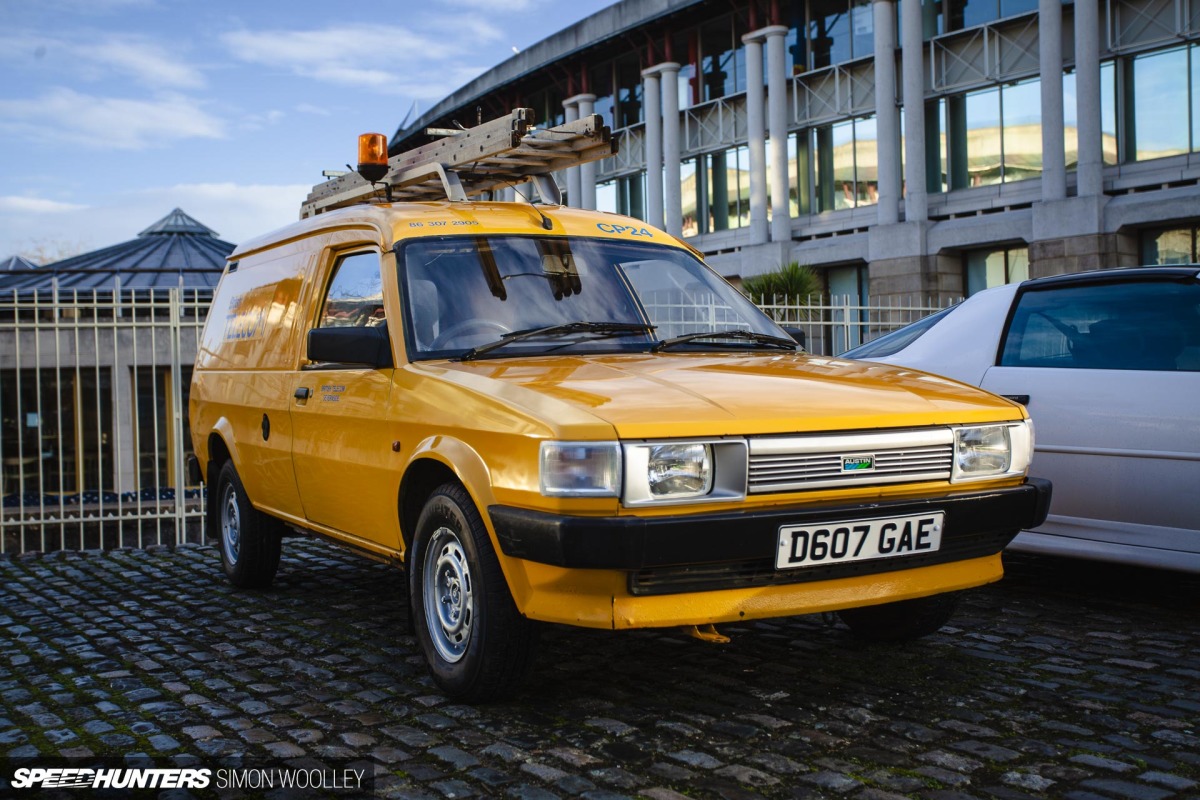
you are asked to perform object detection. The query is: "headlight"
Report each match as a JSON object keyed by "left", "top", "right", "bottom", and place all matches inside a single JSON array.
[
  {"left": 951, "top": 422, "right": 1033, "bottom": 482},
  {"left": 539, "top": 441, "right": 620, "bottom": 497},
  {"left": 623, "top": 439, "right": 747, "bottom": 505},
  {"left": 646, "top": 443, "right": 712, "bottom": 498}
]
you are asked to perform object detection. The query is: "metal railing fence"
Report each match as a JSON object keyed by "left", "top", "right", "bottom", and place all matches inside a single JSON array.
[
  {"left": 752, "top": 294, "right": 958, "bottom": 355},
  {"left": 1, "top": 286, "right": 209, "bottom": 555},
  {"left": 0, "top": 287, "right": 949, "bottom": 554}
]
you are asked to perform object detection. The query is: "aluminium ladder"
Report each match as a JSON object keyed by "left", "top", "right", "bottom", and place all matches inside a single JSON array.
[{"left": 300, "top": 108, "right": 617, "bottom": 218}]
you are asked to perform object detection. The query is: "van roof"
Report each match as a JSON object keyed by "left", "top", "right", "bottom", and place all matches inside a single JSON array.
[{"left": 229, "top": 202, "right": 687, "bottom": 262}]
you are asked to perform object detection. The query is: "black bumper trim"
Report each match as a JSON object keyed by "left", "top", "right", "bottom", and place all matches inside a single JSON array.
[{"left": 489, "top": 478, "right": 1052, "bottom": 572}]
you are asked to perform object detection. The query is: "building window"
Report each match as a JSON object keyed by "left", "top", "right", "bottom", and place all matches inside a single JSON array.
[
  {"left": 964, "top": 245, "right": 1028, "bottom": 296},
  {"left": 597, "top": 174, "right": 647, "bottom": 221},
  {"left": 700, "top": 17, "right": 746, "bottom": 101},
  {"left": 615, "top": 53, "right": 643, "bottom": 128},
  {"left": 936, "top": 77, "right": 1042, "bottom": 190},
  {"left": 591, "top": 61, "right": 615, "bottom": 128},
  {"left": 1125, "top": 45, "right": 1195, "bottom": 162},
  {"left": 523, "top": 88, "right": 564, "bottom": 129},
  {"left": 683, "top": 147, "right": 752, "bottom": 234},
  {"left": 932, "top": 0, "right": 1037, "bottom": 35},
  {"left": 1141, "top": 225, "right": 1199, "bottom": 264},
  {"left": 787, "top": 0, "right": 874, "bottom": 72},
  {"left": 681, "top": 160, "right": 699, "bottom": 237},
  {"left": 767, "top": 134, "right": 801, "bottom": 219},
  {"left": 1063, "top": 65, "right": 1119, "bottom": 169},
  {"left": 2, "top": 369, "right": 113, "bottom": 498},
  {"left": 133, "top": 367, "right": 196, "bottom": 490},
  {"left": 813, "top": 115, "right": 878, "bottom": 211}
]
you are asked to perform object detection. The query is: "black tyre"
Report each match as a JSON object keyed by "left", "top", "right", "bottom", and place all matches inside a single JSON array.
[
  {"left": 837, "top": 592, "right": 960, "bottom": 642},
  {"left": 215, "top": 461, "right": 282, "bottom": 589},
  {"left": 409, "top": 482, "right": 537, "bottom": 701}
]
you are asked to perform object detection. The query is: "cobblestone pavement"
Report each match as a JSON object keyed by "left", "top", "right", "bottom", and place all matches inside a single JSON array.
[{"left": 2, "top": 538, "right": 1198, "bottom": 799}]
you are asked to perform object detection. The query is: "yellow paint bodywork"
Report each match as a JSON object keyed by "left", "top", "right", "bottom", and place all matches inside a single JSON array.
[{"left": 190, "top": 201, "right": 1030, "bottom": 630}]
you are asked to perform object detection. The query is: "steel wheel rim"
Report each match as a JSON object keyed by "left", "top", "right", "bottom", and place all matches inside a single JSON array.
[
  {"left": 423, "top": 526, "right": 474, "bottom": 663},
  {"left": 221, "top": 484, "right": 241, "bottom": 565}
]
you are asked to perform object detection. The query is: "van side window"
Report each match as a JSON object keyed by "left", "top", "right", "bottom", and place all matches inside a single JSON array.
[
  {"left": 1000, "top": 280, "right": 1200, "bottom": 371},
  {"left": 319, "top": 252, "right": 385, "bottom": 329}
]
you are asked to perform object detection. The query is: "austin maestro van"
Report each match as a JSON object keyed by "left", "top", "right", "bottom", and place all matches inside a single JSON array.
[{"left": 189, "top": 202, "right": 1050, "bottom": 700}]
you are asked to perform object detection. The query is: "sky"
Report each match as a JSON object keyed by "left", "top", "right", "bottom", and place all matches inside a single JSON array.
[{"left": 0, "top": 0, "right": 615, "bottom": 261}]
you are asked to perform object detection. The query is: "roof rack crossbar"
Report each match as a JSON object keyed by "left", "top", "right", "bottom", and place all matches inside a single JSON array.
[{"left": 300, "top": 108, "right": 616, "bottom": 218}]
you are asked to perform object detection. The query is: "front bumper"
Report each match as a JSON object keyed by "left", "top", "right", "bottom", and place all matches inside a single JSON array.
[{"left": 490, "top": 478, "right": 1051, "bottom": 596}]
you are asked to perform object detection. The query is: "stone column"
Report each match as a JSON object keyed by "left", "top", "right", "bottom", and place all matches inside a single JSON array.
[
  {"left": 659, "top": 62, "right": 683, "bottom": 237},
  {"left": 1075, "top": 0, "right": 1104, "bottom": 197},
  {"left": 1039, "top": 0, "right": 1066, "bottom": 201},
  {"left": 562, "top": 98, "right": 581, "bottom": 207},
  {"left": 741, "top": 31, "right": 769, "bottom": 245},
  {"left": 574, "top": 93, "right": 598, "bottom": 210},
  {"left": 764, "top": 25, "right": 792, "bottom": 243},
  {"left": 873, "top": 0, "right": 901, "bottom": 225},
  {"left": 641, "top": 68, "right": 665, "bottom": 228},
  {"left": 900, "top": 0, "right": 927, "bottom": 222}
]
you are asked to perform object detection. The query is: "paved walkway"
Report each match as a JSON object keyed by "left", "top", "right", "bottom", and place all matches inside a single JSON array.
[{"left": 2, "top": 539, "right": 1198, "bottom": 799}]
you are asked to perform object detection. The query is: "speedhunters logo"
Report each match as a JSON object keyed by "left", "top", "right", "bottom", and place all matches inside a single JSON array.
[
  {"left": 4, "top": 761, "right": 371, "bottom": 796},
  {"left": 11, "top": 767, "right": 210, "bottom": 790}
]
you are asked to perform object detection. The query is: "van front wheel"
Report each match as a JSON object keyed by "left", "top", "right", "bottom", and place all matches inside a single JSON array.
[
  {"left": 215, "top": 461, "right": 282, "bottom": 589},
  {"left": 409, "top": 483, "right": 537, "bottom": 701}
]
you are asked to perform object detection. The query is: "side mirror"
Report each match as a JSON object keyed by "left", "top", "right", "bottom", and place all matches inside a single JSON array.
[
  {"left": 308, "top": 325, "right": 393, "bottom": 368},
  {"left": 782, "top": 326, "right": 807, "bottom": 349}
]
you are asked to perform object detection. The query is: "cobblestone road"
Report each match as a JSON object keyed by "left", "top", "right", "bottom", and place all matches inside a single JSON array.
[{"left": 2, "top": 539, "right": 1198, "bottom": 799}]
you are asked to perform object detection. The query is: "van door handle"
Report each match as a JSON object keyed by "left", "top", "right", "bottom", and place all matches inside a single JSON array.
[{"left": 294, "top": 387, "right": 312, "bottom": 400}]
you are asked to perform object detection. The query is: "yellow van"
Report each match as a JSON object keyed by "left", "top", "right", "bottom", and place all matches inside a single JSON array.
[{"left": 189, "top": 112, "right": 1050, "bottom": 701}]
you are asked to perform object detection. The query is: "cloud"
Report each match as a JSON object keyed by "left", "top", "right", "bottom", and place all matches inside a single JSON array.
[
  {"left": 440, "top": 0, "right": 535, "bottom": 9},
  {"left": 76, "top": 38, "right": 206, "bottom": 89},
  {"left": 0, "top": 32, "right": 204, "bottom": 90},
  {"left": 295, "top": 103, "right": 331, "bottom": 117},
  {"left": 0, "top": 88, "right": 226, "bottom": 150},
  {"left": 0, "top": 182, "right": 312, "bottom": 257},
  {"left": 32, "top": 0, "right": 156, "bottom": 11},
  {"left": 0, "top": 196, "right": 88, "bottom": 214},
  {"left": 220, "top": 22, "right": 501, "bottom": 98}
]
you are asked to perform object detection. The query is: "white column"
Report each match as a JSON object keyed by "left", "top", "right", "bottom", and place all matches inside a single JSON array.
[
  {"left": 562, "top": 99, "right": 581, "bottom": 207},
  {"left": 660, "top": 62, "right": 683, "bottom": 237},
  {"left": 1075, "top": 0, "right": 1104, "bottom": 197},
  {"left": 873, "top": 0, "right": 901, "bottom": 225},
  {"left": 1039, "top": 0, "right": 1066, "bottom": 201},
  {"left": 764, "top": 26, "right": 792, "bottom": 243},
  {"left": 901, "top": 0, "right": 927, "bottom": 222},
  {"left": 641, "top": 68, "right": 665, "bottom": 228},
  {"left": 575, "top": 93, "right": 598, "bottom": 210},
  {"left": 742, "top": 32, "right": 769, "bottom": 245}
]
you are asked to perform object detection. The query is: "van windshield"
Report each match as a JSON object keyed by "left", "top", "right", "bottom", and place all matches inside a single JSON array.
[{"left": 399, "top": 236, "right": 790, "bottom": 360}]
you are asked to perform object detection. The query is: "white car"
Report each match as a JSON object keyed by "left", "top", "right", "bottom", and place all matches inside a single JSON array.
[{"left": 844, "top": 267, "right": 1200, "bottom": 573}]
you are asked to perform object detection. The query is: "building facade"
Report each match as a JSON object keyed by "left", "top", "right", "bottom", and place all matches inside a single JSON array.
[{"left": 392, "top": 0, "right": 1200, "bottom": 305}]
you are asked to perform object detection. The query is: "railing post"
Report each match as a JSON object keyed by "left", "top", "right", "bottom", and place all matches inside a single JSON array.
[{"left": 169, "top": 287, "right": 187, "bottom": 545}]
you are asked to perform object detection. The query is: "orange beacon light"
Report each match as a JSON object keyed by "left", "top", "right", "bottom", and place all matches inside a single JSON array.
[{"left": 357, "top": 133, "right": 389, "bottom": 183}]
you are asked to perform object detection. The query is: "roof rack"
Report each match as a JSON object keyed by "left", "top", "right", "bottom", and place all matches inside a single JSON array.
[{"left": 300, "top": 108, "right": 617, "bottom": 219}]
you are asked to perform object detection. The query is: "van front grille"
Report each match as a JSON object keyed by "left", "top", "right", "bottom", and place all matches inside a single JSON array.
[{"left": 747, "top": 428, "right": 954, "bottom": 494}]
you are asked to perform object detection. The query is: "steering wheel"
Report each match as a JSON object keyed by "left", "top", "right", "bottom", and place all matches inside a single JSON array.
[{"left": 430, "top": 319, "right": 511, "bottom": 349}]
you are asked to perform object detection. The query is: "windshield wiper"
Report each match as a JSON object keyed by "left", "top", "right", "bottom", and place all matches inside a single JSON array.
[
  {"left": 457, "top": 322, "right": 656, "bottom": 361},
  {"left": 652, "top": 329, "right": 798, "bottom": 353}
]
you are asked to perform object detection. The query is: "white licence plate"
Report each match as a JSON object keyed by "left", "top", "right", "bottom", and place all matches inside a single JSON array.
[{"left": 775, "top": 512, "right": 945, "bottom": 570}]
